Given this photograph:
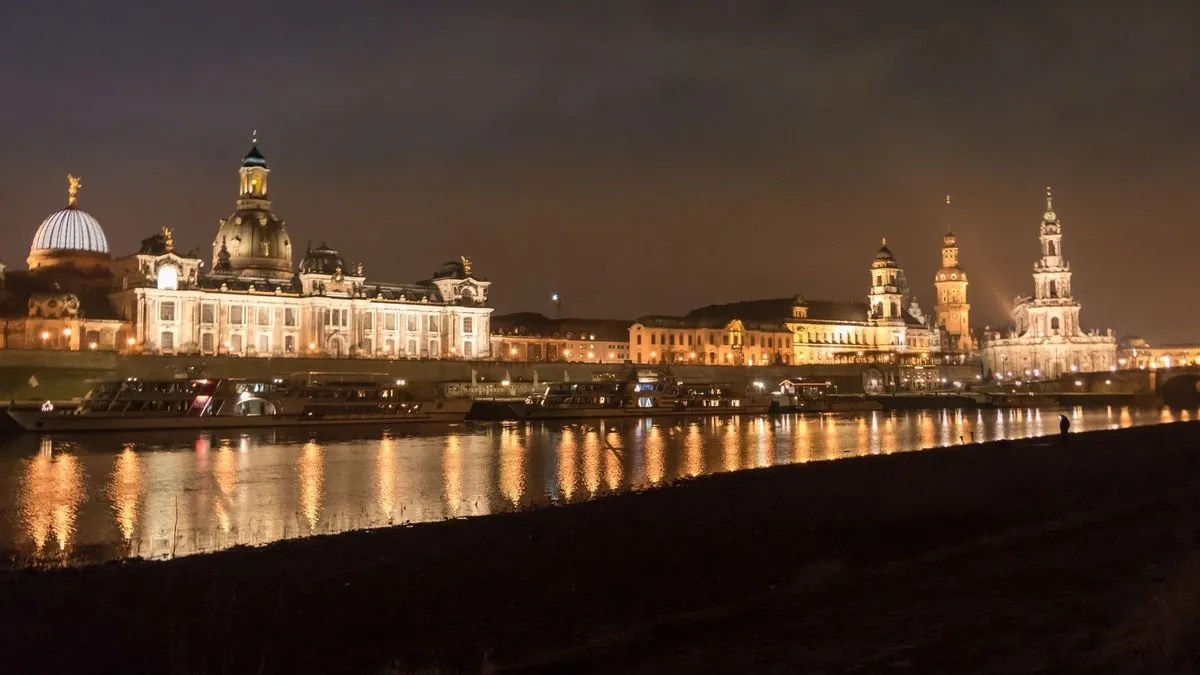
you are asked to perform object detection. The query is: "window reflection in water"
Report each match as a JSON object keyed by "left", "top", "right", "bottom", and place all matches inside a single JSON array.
[
  {"left": 556, "top": 427, "right": 578, "bottom": 503},
  {"left": 683, "top": 423, "right": 703, "bottom": 478},
  {"left": 644, "top": 425, "right": 665, "bottom": 486},
  {"left": 20, "top": 439, "right": 85, "bottom": 557},
  {"left": 375, "top": 433, "right": 396, "bottom": 522},
  {"left": 5, "top": 407, "right": 1197, "bottom": 568},
  {"left": 213, "top": 439, "right": 237, "bottom": 534},
  {"left": 582, "top": 429, "right": 601, "bottom": 496},
  {"left": 442, "top": 434, "right": 464, "bottom": 517},
  {"left": 297, "top": 441, "right": 324, "bottom": 531},
  {"left": 107, "top": 445, "right": 143, "bottom": 543},
  {"left": 499, "top": 427, "right": 526, "bottom": 508}
]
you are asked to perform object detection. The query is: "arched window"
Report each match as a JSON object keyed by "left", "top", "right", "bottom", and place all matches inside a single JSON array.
[
  {"left": 1051, "top": 317, "right": 1061, "bottom": 332},
  {"left": 1048, "top": 241, "right": 1057, "bottom": 256},
  {"left": 156, "top": 265, "right": 179, "bottom": 290},
  {"left": 1049, "top": 280, "right": 1057, "bottom": 298}
]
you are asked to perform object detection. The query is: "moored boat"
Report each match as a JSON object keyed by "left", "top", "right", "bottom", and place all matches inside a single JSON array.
[
  {"left": 508, "top": 373, "right": 772, "bottom": 421},
  {"left": 6, "top": 375, "right": 471, "bottom": 433}
]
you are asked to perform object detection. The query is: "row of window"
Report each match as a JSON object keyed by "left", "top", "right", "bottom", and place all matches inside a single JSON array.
[
  {"left": 638, "top": 332, "right": 788, "bottom": 348},
  {"left": 162, "top": 302, "right": 484, "bottom": 334}
]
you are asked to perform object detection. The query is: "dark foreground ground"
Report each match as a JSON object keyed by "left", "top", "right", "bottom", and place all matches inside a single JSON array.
[{"left": 4, "top": 422, "right": 1200, "bottom": 674}]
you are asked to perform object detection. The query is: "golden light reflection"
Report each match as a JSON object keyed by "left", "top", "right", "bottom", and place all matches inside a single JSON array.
[
  {"left": 880, "top": 415, "right": 898, "bottom": 454},
  {"left": 298, "top": 440, "right": 325, "bottom": 530},
  {"left": 683, "top": 423, "right": 703, "bottom": 477},
  {"left": 753, "top": 418, "right": 774, "bottom": 468},
  {"left": 442, "top": 435, "right": 463, "bottom": 516},
  {"left": 213, "top": 439, "right": 236, "bottom": 533},
  {"left": 375, "top": 433, "right": 396, "bottom": 520},
  {"left": 793, "top": 416, "right": 811, "bottom": 463},
  {"left": 918, "top": 412, "right": 936, "bottom": 449},
  {"left": 856, "top": 417, "right": 870, "bottom": 455},
  {"left": 722, "top": 419, "right": 740, "bottom": 472},
  {"left": 644, "top": 425, "right": 665, "bottom": 485},
  {"left": 821, "top": 415, "right": 839, "bottom": 458},
  {"left": 556, "top": 427, "right": 578, "bottom": 502},
  {"left": 107, "top": 445, "right": 143, "bottom": 543},
  {"left": 582, "top": 429, "right": 601, "bottom": 495},
  {"left": 1119, "top": 406, "right": 1133, "bottom": 428},
  {"left": 498, "top": 427, "right": 526, "bottom": 508},
  {"left": 20, "top": 442, "right": 85, "bottom": 555},
  {"left": 603, "top": 437, "right": 623, "bottom": 491},
  {"left": 1160, "top": 407, "right": 1176, "bottom": 424}
]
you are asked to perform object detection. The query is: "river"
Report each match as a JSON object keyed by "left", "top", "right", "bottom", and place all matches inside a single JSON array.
[{"left": 0, "top": 405, "right": 1193, "bottom": 567}]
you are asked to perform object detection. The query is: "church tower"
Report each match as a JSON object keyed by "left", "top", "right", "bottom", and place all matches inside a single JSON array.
[
  {"left": 1017, "top": 186, "right": 1082, "bottom": 338},
  {"left": 868, "top": 238, "right": 904, "bottom": 325},
  {"left": 211, "top": 133, "right": 294, "bottom": 280},
  {"left": 934, "top": 195, "right": 972, "bottom": 352}
]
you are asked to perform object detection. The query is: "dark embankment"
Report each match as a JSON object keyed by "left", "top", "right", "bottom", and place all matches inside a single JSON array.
[{"left": 3, "top": 423, "right": 1200, "bottom": 674}]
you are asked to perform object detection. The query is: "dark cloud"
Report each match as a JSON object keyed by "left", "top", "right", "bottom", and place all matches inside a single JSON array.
[{"left": 1, "top": 0, "right": 1197, "bottom": 340}]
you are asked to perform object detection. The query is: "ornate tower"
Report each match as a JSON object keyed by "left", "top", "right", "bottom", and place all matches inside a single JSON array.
[
  {"left": 211, "top": 133, "right": 294, "bottom": 280},
  {"left": 1012, "top": 187, "right": 1082, "bottom": 340},
  {"left": 934, "top": 195, "right": 972, "bottom": 351},
  {"left": 868, "top": 238, "right": 904, "bottom": 324}
]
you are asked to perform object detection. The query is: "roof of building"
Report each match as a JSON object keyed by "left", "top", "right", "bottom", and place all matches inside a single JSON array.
[
  {"left": 242, "top": 144, "right": 268, "bottom": 168},
  {"left": 492, "top": 312, "right": 631, "bottom": 341},
  {"left": 32, "top": 206, "right": 109, "bottom": 255},
  {"left": 684, "top": 297, "right": 870, "bottom": 324}
]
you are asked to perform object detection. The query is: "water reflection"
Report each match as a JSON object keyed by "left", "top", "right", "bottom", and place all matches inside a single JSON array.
[
  {"left": 2, "top": 406, "right": 1196, "bottom": 567},
  {"left": 107, "top": 445, "right": 142, "bottom": 543},
  {"left": 19, "top": 439, "right": 85, "bottom": 556},
  {"left": 297, "top": 440, "right": 324, "bottom": 531}
]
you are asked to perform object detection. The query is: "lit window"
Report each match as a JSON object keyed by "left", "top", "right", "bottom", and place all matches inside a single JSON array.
[
  {"left": 201, "top": 304, "right": 215, "bottom": 324},
  {"left": 159, "top": 301, "right": 176, "bottom": 322},
  {"left": 156, "top": 265, "right": 179, "bottom": 290}
]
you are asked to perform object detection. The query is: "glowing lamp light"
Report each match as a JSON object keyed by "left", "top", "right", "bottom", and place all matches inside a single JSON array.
[
  {"left": 62, "top": 328, "right": 72, "bottom": 337},
  {"left": 1105, "top": 379, "right": 1112, "bottom": 385},
  {"left": 501, "top": 379, "right": 511, "bottom": 386},
  {"left": 127, "top": 337, "right": 136, "bottom": 346},
  {"left": 40, "top": 331, "right": 50, "bottom": 341},
  {"left": 608, "top": 352, "right": 615, "bottom": 359},
  {"left": 395, "top": 379, "right": 406, "bottom": 386},
  {"left": 88, "top": 341, "right": 97, "bottom": 350},
  {"left": 509, "top": 347, "right": 518, "bottom": 355},
  {"left": 1075, "top": 380, "right": 1083, "bottom": 387}
]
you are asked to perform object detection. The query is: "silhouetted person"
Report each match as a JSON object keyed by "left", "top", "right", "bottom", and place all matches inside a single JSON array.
[{"left": 1059, "top": 414, "right": 1070, "bottom": 441}]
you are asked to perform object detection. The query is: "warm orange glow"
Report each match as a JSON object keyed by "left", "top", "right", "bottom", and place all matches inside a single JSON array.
[
  {"left": 62, "top": 328, "right": 72, "bottom": 337},
  {"left": 40, "top": 331, "right": 50, "bottom": 340}
]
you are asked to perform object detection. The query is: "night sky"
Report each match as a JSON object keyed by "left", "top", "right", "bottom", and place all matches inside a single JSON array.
[{"left": 2, "top": 1, "right": 1198, "bottom": 341}]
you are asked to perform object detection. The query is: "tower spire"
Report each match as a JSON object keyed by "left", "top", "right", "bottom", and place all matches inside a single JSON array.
[
  {"left": 944, "top": 193, "right": 954, "bottom": 235},
  {"left": 1045, "top": 185, "right": 1053, "bottom": 212}
]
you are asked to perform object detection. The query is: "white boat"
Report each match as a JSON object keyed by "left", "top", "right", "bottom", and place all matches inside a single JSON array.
[
  {"left": 510, "top": 376, "right": 772, "bottom": 421},
  {"left": 6, "top": 376, "right": 472, "bottom": 433}
]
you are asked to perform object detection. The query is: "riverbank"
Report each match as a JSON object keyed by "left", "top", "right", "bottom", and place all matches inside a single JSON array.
[{"left": 2, "top": 421, "right": 1199, "bottom": 673}]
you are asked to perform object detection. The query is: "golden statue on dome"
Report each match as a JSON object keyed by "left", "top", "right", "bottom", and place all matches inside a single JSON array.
[
  {"left": 460, "top": 255, "right": 473, "bottom": 276},
  {"left": 161, "top": 226, "right": 174, "bottom": 252},
  {"left": 67, "top": 174, "right": 81, "bottom": 207}
]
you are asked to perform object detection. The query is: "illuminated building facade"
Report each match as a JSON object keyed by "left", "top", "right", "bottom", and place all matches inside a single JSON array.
[
  {"left": 1118, "top": 336, "right": 1200, "bottom": 370},
  {"left": 628, "top": 240, "right": 939, "bottom": 366},
  {"left": 2, "top": 142, "right": 492, "bottom": 359},
  {"left": 980, "top": 189, "right": 1115, "bottom": 377}
]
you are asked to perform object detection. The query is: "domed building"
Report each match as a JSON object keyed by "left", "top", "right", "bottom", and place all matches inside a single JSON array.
[
  {"left": 101, "top": 138, "right": 493, "bottom": 359},
  {"left": 210, "top": 142, "right": 294, "bottom": 280},
  {"left": 27, "top": 175, "right": 110, "bottom": 272}
]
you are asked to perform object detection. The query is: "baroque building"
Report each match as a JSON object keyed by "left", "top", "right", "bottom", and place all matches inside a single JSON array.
[
  {"left": 627, "top": 240, "right": 940, "bottom": 367},
  {"left": 2, "top": 141, "right": 493, "bottom": 359},
  {"left": 980, "top": 189, "right": 1115, "bottom": 377}
]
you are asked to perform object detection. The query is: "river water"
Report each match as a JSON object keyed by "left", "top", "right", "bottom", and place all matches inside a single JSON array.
[{"left": 0, "top": 405, "right": 1193, "bottom": 567}]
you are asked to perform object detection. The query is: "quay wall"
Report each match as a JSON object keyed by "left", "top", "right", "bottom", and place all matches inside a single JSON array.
[{"left": 0, "top": 349, "right": 975, "bottom": 401}]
